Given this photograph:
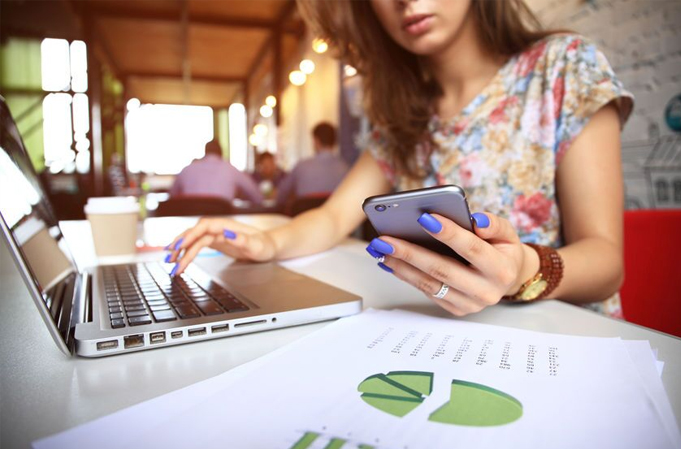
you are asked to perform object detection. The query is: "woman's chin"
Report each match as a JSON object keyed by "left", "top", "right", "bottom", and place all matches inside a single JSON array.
[{"left": 402, "top": 39, "right": 449, "bottom": 57}]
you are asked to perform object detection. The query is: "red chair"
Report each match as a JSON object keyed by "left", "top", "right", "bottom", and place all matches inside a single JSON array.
[{"left": 620, "top": 209, "right": 681, "bottom": 337}]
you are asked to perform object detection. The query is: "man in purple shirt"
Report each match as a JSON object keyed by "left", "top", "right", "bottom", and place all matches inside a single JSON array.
[
  {"left": 276, "top": 122, "right": 349, "bottom": 207},
  {"left": 170, "top": 140, "right": 263, "bottom": 204}
]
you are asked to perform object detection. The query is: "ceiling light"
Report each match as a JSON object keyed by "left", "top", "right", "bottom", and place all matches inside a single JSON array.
[
  {"left": 254, "top": 124, "right": 268, "bottom": 137},
  {"left": 126, "top": 98, "right": 141, "bottom": 111},
  {"left": 344, "top": 65, "right": 357, "bottom": 78},
  {"left": 289, "top": 70, "right": 306, "bottom": 86},
  {"left": 248, "top": 134, "right": 262, "bottom": 146},
  {"left": 260, "top": 105, "right": 273, "bottom": 118},
  {"left": 300, "top": 59, "right": 315, "bottom": 75},
  {"left": 312, "top": 38, "right": 328, "bottom": 54},
  {"left": 265, "top": 95, "right": 277, "bottom": 108}
]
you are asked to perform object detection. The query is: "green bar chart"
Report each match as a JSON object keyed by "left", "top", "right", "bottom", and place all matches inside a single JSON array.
[{"left": 288, "top": 431, "right": 376, "bottom": 449}]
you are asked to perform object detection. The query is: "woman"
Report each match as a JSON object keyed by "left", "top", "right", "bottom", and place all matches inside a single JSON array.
[{"left": 166, "top": 0, "right": 633, "bottom": 318}]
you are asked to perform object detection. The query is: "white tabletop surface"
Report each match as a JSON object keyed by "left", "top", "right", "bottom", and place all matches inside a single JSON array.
[{"left": 1, "top": 215, "right": 679, "bottom": 448}]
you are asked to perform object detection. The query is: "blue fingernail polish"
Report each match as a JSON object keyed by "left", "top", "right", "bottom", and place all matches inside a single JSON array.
[
  {"left": 164, "top": 254, "right": 172, "bottom": 263},
  {"left": 173, "top": 238, "right": 184, "bottom": 251},
  {"left": 366, "top": 246, "right": 385, "bottom": 259},
  {"left": 378, "top": 262, "right": 393, "bottom": 273},
  {"left": 223, "top": 229, "right": 236, "bottom": 239},
  {"left": 418, "top": 212, "right": 442, "bottom": 233},
  {"left": 170, "top": 263, "right": 179, "bottom": 277},
  {"left": 370, "top": 238, "right": 394, "bottom": 255},
  {"left": 472, "top": 212, "right": 490, "bottom": 228}
]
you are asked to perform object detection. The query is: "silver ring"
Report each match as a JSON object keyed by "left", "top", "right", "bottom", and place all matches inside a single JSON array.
[
  {"left": 433, "top": 283, "right": 449, "bottom": 299},
  {"left": 376, "top": 256, "right": 385, "bottom": 263}
]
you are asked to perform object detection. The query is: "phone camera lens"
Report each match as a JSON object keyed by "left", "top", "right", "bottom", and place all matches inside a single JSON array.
[{"left": 375, "top": 204, "right": 387, "bottom": 212}]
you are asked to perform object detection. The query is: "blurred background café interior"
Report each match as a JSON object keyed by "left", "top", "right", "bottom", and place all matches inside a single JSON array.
[{"left": 0, "top": 0, "right": 679, "bottom": 221}]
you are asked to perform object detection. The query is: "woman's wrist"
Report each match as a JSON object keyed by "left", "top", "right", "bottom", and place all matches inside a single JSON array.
[{"left": 505, "top": 243, "right": 541, "bottom": 296}]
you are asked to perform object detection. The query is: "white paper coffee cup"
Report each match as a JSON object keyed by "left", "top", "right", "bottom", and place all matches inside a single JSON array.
[{"left": 84, "top": 197, "right": 139, "bottom": 257}]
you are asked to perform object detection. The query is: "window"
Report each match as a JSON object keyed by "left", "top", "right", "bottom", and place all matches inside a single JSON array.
[
  {"left": 125, "top": 102, "right": 213, "bottom": 175},
  {"left": 655, "top": 179, "right": 669, "bottom": 203},
  {"left": 228, "top": 103, "right": 247, "bottom": 171},
  {"left": 674, "top": 179, "right": 681, "bottom": 203},
  {"left": 41, "top": 38, "right": 90, "bottom": 174}
]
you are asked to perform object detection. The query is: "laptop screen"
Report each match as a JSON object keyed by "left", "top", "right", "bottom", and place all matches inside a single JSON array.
[{"left": 0, "top": 97, "right": 78, "bottom": 302}]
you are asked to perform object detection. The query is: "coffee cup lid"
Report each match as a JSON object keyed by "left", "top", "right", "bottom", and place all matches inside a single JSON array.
[{"left": 84, "top": 197, "right": 139, "bottom": 215}]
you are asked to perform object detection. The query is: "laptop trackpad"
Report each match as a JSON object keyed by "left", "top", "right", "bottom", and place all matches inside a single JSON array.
[{"left": 194, "top": 258, "right": 305, "bottom": 287}]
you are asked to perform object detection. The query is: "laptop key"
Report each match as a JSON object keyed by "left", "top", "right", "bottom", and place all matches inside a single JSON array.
[
  {"left": 196, "top": 301, "right": 225, "bottom": 316},
  {"left": 152, "top": 310, "right": 177, "bottom": 322},
  {"left": 126, "top": 309, "right": 149, "bottom": 317},
  {"left": 125, "top": 304, "right": 146, "bottom": 312},
  {"left": 149, "top": 303, "right": 170, "bottom": 311},
  {"left": 169, "top": 300, "right": 190, "bottom": 309},
  {"left": 110, "top": 312, "right": 124, "bottom": 320},
  {"left": 175, "top": 304, "right": 201, "bottom": 319},
  {"left": 170, "top": 298, "right": 191, "bottom": 307},
  {"left": 111, "top": 319, "right": 126, "bottom": 328},
  {"left": 144, "top": 293, "right": 166, "bottom": 301},
  {"left": 216, "top": 297, "right": 249, "bottom": 313},
  {"left": 129, "top": 315, "right": 152, "bottom": 326}
]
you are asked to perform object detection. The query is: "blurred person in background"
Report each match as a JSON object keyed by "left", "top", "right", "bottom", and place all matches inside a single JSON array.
[
  {"left": 251, "top": 151, "right": 286, "bottom": 200},
  {"left": 106, "top": 152, "right": 130, "bottom": 196},
  {"left": 168, "top": 0, "right": 633, "bottom": 319},
  {"left": 170, "top": 139, "right": 263, "bottom": 204},
  {"left": 275, "top": 122, "right": 349, "bottom": 207}
]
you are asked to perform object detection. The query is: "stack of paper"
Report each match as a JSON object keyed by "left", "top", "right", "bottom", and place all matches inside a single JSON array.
[{"left": 35, "top": 310, "right": 680, "bottom": 449}]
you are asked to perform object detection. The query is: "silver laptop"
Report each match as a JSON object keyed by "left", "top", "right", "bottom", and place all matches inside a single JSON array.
[{"left": 0, "top": 97, "right": 362, "bottom": 357}]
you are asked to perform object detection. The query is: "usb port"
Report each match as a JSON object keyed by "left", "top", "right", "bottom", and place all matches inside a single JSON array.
[
  {"left": 171, "top": 331, "right": 183, "bottom": 339},
  {"left": 97, "top": 340, "right": 118, "bottom": 351},
  {"left": 188, "top": 327, "right": 206, "bottom": 337},
  {"left": 211, "top": 323, "right": 229, "bottom": 333},
  {"left": 150, "top": 332, "right": 166, "bottom": 344},
  {"left": 124, "top": 334, "right": 144, "bottom": 349}
]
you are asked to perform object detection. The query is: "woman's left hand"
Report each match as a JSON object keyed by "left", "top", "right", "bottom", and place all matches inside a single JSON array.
[{"left": 367, "top": 212, "right": 538, "bottom": 316}]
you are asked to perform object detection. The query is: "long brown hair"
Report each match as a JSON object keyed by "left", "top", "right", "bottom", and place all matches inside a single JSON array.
[{"left": 297, "top": 0, "right": 553, "bottom": 179}]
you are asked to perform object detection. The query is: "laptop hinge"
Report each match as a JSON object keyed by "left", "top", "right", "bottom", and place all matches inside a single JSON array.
[{"left": 66, "top": 271, "right": 91, "bottom": 353}]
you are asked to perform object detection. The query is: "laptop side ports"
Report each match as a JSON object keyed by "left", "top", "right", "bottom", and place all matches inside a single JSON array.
[{"left": 124, "top": 334, "right": 144, "bottom": 349}]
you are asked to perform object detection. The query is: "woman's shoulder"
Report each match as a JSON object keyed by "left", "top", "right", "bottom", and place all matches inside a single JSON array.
[{"left": 516, "top": 33, "right": 604, "bottom": 72}]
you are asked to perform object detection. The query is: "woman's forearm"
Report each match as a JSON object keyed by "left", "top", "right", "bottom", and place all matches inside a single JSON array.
[
  {"left": 269, "top": 206, "right": 351, "bottom": 259},
  {"left": 553, "top": 238, "right": 624, "bottom": 303},
  {"left": 266, "top": 151, "right": 393, "bottom": 260}
]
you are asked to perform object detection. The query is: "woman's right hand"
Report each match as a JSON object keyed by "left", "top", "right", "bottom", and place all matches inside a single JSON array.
[{"left": 165, "top": 217, "right": 278, "bottom": 276}]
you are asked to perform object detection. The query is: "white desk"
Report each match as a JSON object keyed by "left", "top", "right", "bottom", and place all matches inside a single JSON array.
[{"left": 1, "top": 215, "right": 679, "bottom": 448}]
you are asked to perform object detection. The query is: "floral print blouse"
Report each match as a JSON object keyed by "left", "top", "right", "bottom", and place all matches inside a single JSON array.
[{"left": 367, "top": 34, "right": 634, "bottom": 318}]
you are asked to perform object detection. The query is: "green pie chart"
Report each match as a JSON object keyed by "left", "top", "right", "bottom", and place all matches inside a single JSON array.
[
  {"left": 357, "top": 372, "right": 522, "bottom": 426},
  {"left": 357, "top": 371, "right": 433, "bottom": 417},
  {"left": 429, "top": 380, "right": 523, "bottom": 426}
]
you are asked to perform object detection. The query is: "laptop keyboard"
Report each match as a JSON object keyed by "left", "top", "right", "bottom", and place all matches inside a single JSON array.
[{"left": 101, "top": 263, "right": 250, "bottom": 329}]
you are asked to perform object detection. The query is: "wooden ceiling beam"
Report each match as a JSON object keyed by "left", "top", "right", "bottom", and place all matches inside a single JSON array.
[
  {"left": 83, "top": 5, "right": 300, "bottom": 32},
  {"left": 125, "top": 71, "right": 244, "bottom": 84},
  {"left": 66, "top": 1, "right": 124, "bottom": 80},
  {"left": 245, "top": 1, "right": 297, "bottom": 84}
]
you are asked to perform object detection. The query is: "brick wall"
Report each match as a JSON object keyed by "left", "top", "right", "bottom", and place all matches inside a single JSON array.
[{"left": 527, "top": 0, "right": 681, "bottom": 208}]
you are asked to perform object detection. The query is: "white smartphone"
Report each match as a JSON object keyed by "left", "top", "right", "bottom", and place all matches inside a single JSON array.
[{"left": 362, "top": 185, "right": 474, "bottom": 262}]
